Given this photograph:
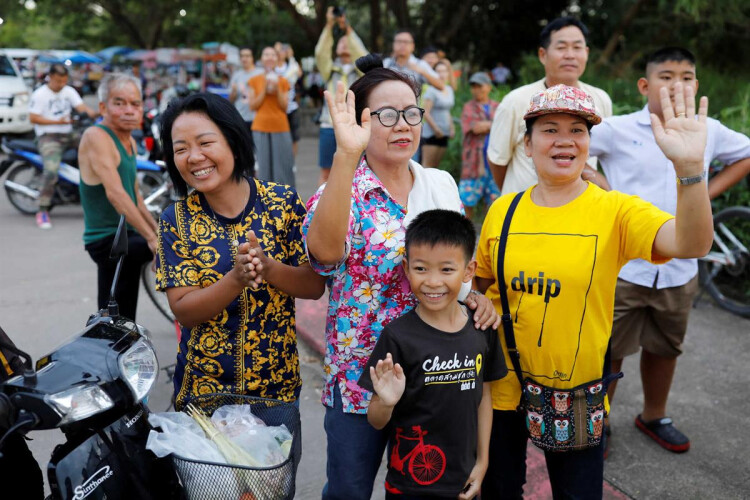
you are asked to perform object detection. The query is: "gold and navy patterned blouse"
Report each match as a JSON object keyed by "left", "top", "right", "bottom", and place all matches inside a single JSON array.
[{"left": 156, "top": 177, "right": 307, "bottom": 410}]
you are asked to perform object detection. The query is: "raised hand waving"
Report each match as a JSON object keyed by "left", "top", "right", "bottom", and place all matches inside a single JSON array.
[
  {"left": 650, "top": 82, "right": 709, "bottom": 177},
  {"left": 324, "top": 80, "right": 371, "bottom": 158}
]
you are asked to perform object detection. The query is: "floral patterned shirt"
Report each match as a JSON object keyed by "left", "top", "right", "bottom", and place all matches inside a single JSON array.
[
  {"left": 302, "top": 158, "right": 463, "bottom": 414},
  {"left": 156, "top": 177, "right": 307, "bottom": 410}
]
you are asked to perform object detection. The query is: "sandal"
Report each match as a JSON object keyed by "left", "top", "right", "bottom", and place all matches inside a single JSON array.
[{"left": 635, "top": 414, "right": 690, "bottom": 453}]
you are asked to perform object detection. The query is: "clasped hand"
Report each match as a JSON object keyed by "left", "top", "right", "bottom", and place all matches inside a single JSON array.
[{"left": 233, "top": 230, "right": 269, "bottom": 289}]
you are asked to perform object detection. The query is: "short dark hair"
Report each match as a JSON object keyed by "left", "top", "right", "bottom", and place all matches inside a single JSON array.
[
  {"left": 160, "top": 92, "right": 255, "bottom": 198},
  {"left": 239, "top": 46, "right": 253, "bottom": 54},
  {"left": 524, "top": 116, "right": 593, "bottom": 138},
  {"left": 48, "top": 63, "right": 68, "bottom": 77},
  {"left": 350, "top": 54, "right": 421, "bottom": 125},
  {"left": 539, "top": 17, "right": 589, "bottom": 49},
  {"left": 420, "top": 46, "right": 438, "bottom": 58},
  {"left": 393, "top": 29, "right": 415, "bottom": 41},
  {"left": 405, "top": 209, "right": 476, "bottom": 263},
  {"left": 645, "top": 47, "right": 696, "bottom": 74}
]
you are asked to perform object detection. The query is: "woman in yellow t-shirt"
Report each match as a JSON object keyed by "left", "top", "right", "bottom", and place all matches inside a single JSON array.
[
  {"left": 248, "top": 46, "right": 295, "bottom": 187},
  {"left": 476, "top": 83, "right": 712, "bottom": 498}
]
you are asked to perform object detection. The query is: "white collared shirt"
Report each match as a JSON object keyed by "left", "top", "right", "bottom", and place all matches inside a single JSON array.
[{"left": 589, "top": 105, "right": 750, "bottom": 288}]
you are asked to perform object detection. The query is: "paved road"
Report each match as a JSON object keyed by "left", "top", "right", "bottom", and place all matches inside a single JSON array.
[{"left": 1, "top": 136, "right": 749, "bottom": 499}]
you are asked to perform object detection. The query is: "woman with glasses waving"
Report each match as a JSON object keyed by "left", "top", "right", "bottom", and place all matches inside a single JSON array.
[{"left": 303, "top": 54, "right": 500, "bottom": 499}]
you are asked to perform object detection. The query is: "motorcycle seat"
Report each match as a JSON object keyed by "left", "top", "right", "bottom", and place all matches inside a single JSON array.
[
  {"left": 7, "top": 138, "right": 37, "bottom": 153},
  {"left": 8, "top": 139, "right": 78, "bottom": 166}
]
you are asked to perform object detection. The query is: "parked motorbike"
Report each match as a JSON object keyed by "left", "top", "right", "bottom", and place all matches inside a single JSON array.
[
  {"left": 0, "top": 129, "right": 172, "bottom": 218},
  {"left": 0, "top": 217, "right": 183, "bottom": 499}
]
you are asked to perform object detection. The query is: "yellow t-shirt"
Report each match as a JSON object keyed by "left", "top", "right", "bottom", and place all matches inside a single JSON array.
[{"left": 475, "top": 184, "right": 673, "bottom": 411}]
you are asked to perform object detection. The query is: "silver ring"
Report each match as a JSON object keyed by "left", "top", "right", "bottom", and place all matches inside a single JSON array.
[{"left": 676, "top": 112, "right": 685, "bottom": 118}]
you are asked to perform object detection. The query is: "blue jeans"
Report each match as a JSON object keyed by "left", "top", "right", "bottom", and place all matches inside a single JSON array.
[
  {"left": 322, "top": 384, "right": 388, "bottom": 500},
  {"left": 482, "top": 410, "right": 605, "bottom": 500}
]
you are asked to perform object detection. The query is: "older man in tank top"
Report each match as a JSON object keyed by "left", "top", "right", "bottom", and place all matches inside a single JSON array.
[{"left": 77, "top": 73, "right": 157, "bottom": 320}]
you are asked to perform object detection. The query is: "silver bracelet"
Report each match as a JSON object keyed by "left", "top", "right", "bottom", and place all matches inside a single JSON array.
[{"left": 676, "top": 174, "right": 704, "bottom": 185}]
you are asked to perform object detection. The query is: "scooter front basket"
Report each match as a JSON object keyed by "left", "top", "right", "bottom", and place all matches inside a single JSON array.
[{"left": 171, "top": 393, "right": 301, "bottom": 500}]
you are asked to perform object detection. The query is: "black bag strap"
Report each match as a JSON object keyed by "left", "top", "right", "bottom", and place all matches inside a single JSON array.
[{"left": 496, "top": 191, "right": 525, "bottom": 386}]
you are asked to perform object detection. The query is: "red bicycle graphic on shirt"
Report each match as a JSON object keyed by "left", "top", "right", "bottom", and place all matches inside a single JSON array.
[{"left": 390, "top": 425, "right": 446, "bottom": 485}]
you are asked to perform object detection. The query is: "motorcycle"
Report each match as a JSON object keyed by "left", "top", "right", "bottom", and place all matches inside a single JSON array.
[
  {"left": 0, "top": 217, "right": 183, "bottom": 499},
  {"left": 0, "top": 122, "right": 172, "bottom": 219}
]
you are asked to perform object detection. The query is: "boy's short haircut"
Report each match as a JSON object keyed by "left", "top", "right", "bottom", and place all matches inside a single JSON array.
[
  {"left": 645, "top": 47, "right": 696, "bottom": 75},
  {"left": 539, "top": 17, "right": 589, "bottom": 49},
  {"left": 405, "top": 209, "right": 476, "bottom": 262}
]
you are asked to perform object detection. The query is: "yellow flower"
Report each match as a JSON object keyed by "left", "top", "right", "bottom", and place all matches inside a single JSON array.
[{"left": 193, "top": 246, "right": 221, "bottom": 268}]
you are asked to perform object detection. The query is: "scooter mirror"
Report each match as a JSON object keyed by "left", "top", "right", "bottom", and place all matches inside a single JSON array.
[{"left": 109, "top": 215, "right": 129, "bottom": 260}]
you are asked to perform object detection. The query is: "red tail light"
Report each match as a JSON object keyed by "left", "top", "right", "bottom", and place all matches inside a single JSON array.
[{"left": 144, "top": 137, "right": 154, "bottom": 152}]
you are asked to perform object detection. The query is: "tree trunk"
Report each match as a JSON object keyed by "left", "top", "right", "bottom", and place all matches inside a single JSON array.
[
  {"left": 594, "top": 0, "right": 647, "bottom": 70},
  {"left": 435, "top": 2, "right": 472, "bottom": 48},
  {"left": 99, "top": 0, "right": 148, "bottom": 48},
  {"left": 386, "top": 0, "right": 411, "bottom": 29},
  {"left": 371, "top": 0, "right": 383, "bottom": 53},
  {"left": 269, "top": 0, "right": 319, "bottom": 46}
]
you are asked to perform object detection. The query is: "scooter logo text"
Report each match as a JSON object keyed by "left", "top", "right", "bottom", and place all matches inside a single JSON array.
[{"left": 73, "top": 466, "right": 114, "bottom": 499}]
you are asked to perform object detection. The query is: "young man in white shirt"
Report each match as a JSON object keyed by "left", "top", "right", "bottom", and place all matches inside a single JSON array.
[
  {"left": 383, "top": 29, "right": 445, "bottom": 91},
  {"left": 29, "top": 63, "right": 97, "bottom": 229},
  {"left": 486, "top": 17, "right": 612, "bottom": 195},
  {"left": 589, "top": 47, "right": 750, "bottom": 454}
]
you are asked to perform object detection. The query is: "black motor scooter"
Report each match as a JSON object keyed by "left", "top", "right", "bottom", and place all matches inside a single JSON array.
[{"left": 0, "top": 216, "right": 182, "bottom": 499}]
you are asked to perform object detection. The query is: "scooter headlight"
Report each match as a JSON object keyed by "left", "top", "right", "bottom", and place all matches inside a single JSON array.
[
  {"left": 46, "top": 385, "right": 115, "bottom": 425},
  {"left": 118, "top": 338, "right": 159, "bottom": 401}
]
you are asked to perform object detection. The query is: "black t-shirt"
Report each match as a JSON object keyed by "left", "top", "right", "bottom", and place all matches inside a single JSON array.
[{"left": 358, "top": 309, "right": 507, "bottom": 497}]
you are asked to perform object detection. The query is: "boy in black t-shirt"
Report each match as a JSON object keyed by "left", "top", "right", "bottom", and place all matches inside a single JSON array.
[{"left": 359, "top": 210, "right": 507, "bottom": 499}]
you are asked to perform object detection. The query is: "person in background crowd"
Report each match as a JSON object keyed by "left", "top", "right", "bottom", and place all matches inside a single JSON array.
[
  {"left": 589, "top": 46, "right": 750, "bottom": 456},
  {"left": 228, "top": 47, "right": 262, "bottom": 134},
  {"left": 314, "top": 5, "right": 368, "bottom": 185},
  {"left": 440, "top": 57, "right": 459, "bottom": 91},
  {"left": 460, "top": 72, "right": 500, "bottom": 219},
  {"left": 421, "top": 60, "right": 455, "bottom": 168},
  {"left": 276, "top": 43, "right": 303, "bottom": 158},
  {"left": 491, "top": 61, "right": 512, "bottom": 85},
  {"left": 383, "top": 30, "right": 445, "bottom": 91},
  {"left": 420, "top": 46, "right": 440, "bottom": 69},
  {"left": 248, "top": 47, "right": 295, "bottom": 187},
  {"left": 29, "top": 63, "right": 98, "bottom": 229},
  {"left": 486, "top": 16, "right": 612, "bottom": 195},
  {"left": 77, "top": 73, "right": 155, "bottom": 321}
]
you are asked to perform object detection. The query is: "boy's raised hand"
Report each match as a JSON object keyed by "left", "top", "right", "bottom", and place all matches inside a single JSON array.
[
  {"left": 370, "top": 353, "right": 405, "bottom": 407},
  {"left": 324, "top": 81, "right": 370, "bottom": 158},
  {"left": 651, "top": 82, "right": 708, "bottom": 177}
]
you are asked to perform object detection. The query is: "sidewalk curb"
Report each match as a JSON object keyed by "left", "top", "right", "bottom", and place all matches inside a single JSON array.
[{"left": 295, "top": 294, "right": 629, "bottom": 499}]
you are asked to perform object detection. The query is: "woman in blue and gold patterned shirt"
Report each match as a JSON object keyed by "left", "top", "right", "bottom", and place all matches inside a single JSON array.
[{"left": 156, "top": 93, "right": 325, "bottom": 410}]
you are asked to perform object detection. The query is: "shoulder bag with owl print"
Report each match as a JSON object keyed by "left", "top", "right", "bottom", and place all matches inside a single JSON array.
[{"left": 496, "top": 191, "right": 623, "bottom": 452}]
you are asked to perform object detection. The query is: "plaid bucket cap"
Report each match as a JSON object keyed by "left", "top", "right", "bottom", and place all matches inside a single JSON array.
[{"left": 523, "top": 84, "right": 602, "bottom": 125}]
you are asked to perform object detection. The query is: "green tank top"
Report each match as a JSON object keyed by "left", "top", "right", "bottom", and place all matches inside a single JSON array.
[{"left": 80, "top": 124, "right": 137, "bottom": 245}]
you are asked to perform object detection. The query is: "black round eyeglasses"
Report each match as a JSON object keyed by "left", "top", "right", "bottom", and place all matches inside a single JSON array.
[{"left": 370, "top": 106, "right": 425, "bottom": 127}]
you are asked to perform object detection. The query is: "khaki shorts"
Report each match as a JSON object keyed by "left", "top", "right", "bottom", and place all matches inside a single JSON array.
[{"left": 611, "top": 276, "right": 699, "bottom": 359}]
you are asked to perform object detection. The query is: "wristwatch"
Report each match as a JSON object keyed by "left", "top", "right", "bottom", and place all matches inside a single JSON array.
[{"left": 676, "top": 174, "right": 704, "bottom": 185}]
